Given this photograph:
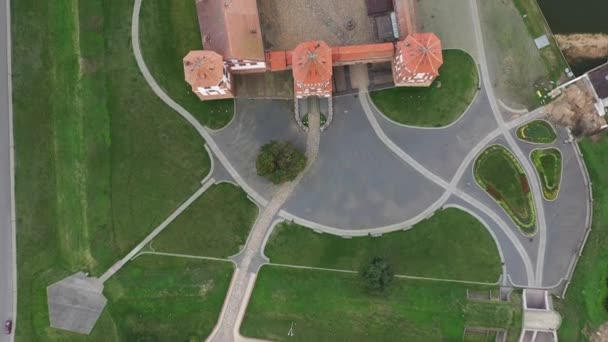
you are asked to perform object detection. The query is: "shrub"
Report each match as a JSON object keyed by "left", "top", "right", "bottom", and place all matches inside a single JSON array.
[
  {"left": 360, "top": 257, "right": 394, "bottom": 293},
  {"left": 604, "top": 296, "right": 608, "bottom": 313},
  {"left": 256, "top": 140, "right": 307, "bottom": 184}
]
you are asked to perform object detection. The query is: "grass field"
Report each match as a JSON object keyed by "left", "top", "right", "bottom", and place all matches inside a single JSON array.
[
  {"left": 474, "top": 145, "right": 536, "bottom": 234},
  {"left": 241, "top": 266, "right": 521, "bottom": 341},
  {"left": 531, "top": 148, "right": 562, "bottom": 200},
  {"left": 512, "top": 0, "right": 570, "bottom": 84},
  {"left": 139, "top": 0, "right": 234, "bottom": 129},
  {"left": 370, "top": 50, "right": 478, "bottom": 127},
  {"left": 516, "top": 120, "right": 557, "bottom": 144},
  {"left": 556, "top": 137, "right": 608, "bottom": 340},
  {"left": 152, "top": 183, "right": 259, "bottom": 258},
  {"left": 13, "top": 0, "right": 214, "bottom": 339},
  {"left": 266, "top": 208, "right": 501, "bottom": 282},
  {"left": 478, "top": 0, "right": 568, "bottom": 108},
  {"left": 103, "top": 255, "right": 233, "bottom": 340}
]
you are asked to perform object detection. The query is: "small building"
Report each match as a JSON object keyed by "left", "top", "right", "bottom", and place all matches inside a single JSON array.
[
  {"left": 195, "top": 0, "right": 266, "bottom": 72},
  {"left": 292, "top": 41, "right": 333, "bottom": 98},
  {"left": 183, "top": 50, "right": 234, "bottom": 100},
  {"left": 392, "top": 33, "right": 443, "bottom": 87},
  {"left": 587, "top": 61, "right": 608, "bottom": 110}
]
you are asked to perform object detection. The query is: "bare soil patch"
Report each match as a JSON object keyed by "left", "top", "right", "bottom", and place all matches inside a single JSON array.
[{"left": 257, "top": 0, "right": 377, "bottom": 50}]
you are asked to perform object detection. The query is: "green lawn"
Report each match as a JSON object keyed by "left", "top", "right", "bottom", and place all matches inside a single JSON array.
[
  {"left": 556, "top": 137, "right": 608, "bottom": 340},
  {"left": 139, "top": 0, "right": 234, "bottom": 129},
  {"left": 516, "top": 120, "right": 558, "bottom": 144},
  {"left": 266, "top": 208, "right": 501, "bottom": 282},
  {"left": 531, "top": 148, "right": 562, "bottom": 200},
  {"left": 241, "top": 266, "right": 521, "bottom": 342},
  {"left": 474, "top": 145, "right": 536, "bottom": 234},
  {"left": 103, "top": 255, "right": 233, "bottom": 340},
  {"left": 13, "top": 0, "right": 213, "bottom": 340},
  {"left": 152, "top": 183, "right": 259, "bottom": 258},
  {"left": 370, "top": 50, "right": 478, "bottom": 127}
]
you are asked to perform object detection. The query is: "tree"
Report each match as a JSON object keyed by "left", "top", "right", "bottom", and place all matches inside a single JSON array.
[
  {"left": 360, "top": 257, "right": 394, "bottom": 293},
  {"left": 256, "top": 140, "right": 307, "bottom": 184}
]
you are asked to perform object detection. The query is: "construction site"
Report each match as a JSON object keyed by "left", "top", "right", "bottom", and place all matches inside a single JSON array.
[{"left": 546, "top": 61, "right": 608, "bottom": 137}]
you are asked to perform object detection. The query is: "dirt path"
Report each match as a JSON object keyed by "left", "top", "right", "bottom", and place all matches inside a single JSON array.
[{"left": 555, "top": 33, "right": 608, "bottom": 61}]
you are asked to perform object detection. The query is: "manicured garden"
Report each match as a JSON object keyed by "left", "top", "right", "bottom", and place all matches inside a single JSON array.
[
  {"left": 516, "top": 120, "right": 557, "bottom": 144},
  {"left": 474, "top": 145, "right": 536, "bottom": 234},
  {"left": 12, "top": 0, "right": 220, "bottom": 340},
  {"left": 139, "top": 0, "right": 234, "bottom": 129},
  {"left": 152, "top": 183, "right": 259, "bottom": 258},
  {"left": 530, "top": 148, "right": 562, "bottom": 200},
  {"left": 265, "top": 208, "right": 502, "bottom": 282},
  {"left": 556, "top": 137, "right": 608, "bottom": 340},
  {"left": 103, "top": 255, "right": 233, "bottom": 340},
  {"left": 241, "top": 267, "right": 522, "bottom": 341},
  {"left": 369, "top": 50, "right": 479, "bottom": 127}
]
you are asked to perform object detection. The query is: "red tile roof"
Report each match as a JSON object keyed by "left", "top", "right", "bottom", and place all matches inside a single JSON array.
[
  {"left": 195, "top": 0, "right": 265, "bottom": 61},
  {"left": 397, "top": 33, "right": 443, "bottom": 76},
  {"left": 332, "top": 43, "right": 394, "bottom": 65},
  {"left": 292, "top": 41, "right": 333, "bottom": 91},
  {"left": 183, "top": 50, "right": 225, "bottom": 88}
]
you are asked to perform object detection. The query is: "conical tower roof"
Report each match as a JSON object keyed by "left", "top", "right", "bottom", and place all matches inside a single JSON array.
[
  {"left": 292, "top": 41, "right": 333, "bottom": 87},
  {"left": 183, "top": 50, "right": 224, "bottom": 88},
  {"left": 398, "top": 33, "right": 443, "bottom": 76}
]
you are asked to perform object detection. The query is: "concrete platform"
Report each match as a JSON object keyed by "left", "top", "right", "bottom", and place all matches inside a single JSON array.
[{"left": 47, "top": 272, "right": 107, "bottom": 335}]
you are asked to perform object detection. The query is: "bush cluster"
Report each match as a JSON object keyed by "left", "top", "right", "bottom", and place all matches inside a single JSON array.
[{"left": 256, "top": 140, "right": 307, "bottom": 184}]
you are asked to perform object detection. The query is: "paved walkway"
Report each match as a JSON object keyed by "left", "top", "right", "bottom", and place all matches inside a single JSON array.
[
  {"left": 352, "top": 68, "right": 536, "bottom": 285},
  {"left": 126, "top": 1, "right": 593, "bottom": 340},
  {"left": 468, "top": 0, "right": 548, "bottom": 286},
  {"left": 208, "top": 113, "right": 321, "bottom": 342},
  {"left": 99, "top": 177, "right": 216, "bottom": 283}
]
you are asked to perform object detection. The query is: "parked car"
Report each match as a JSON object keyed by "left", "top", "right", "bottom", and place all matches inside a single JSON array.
[{"left": 3, "top": 320, "right": 11, "bottom": 334}]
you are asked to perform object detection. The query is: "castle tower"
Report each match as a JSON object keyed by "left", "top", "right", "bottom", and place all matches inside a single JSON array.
[
  {"left": 292, "top": 41, "right": 333, "bottom": 98},
  {"left": 392, "top": 33, "right": 443, "bottom": 87},
  {"left": 183, "top": 50, "right": 234, "bottom": 100}
]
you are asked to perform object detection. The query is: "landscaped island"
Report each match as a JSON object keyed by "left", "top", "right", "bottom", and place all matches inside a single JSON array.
[
  {"left": 474, "top": 145, "right": 536, "bottom": 234},
  {"left": 516, "top": 120, "right": 557, "bottom": 144},
  {"left": 369, "top": 49, "right": 478, "bottom": 127},
  {"left": 531, "top": 148, "right": 562, "bottom": 200}
]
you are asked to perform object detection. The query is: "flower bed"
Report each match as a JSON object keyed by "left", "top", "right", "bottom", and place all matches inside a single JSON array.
[
  {"left": 474, "top": 145, "right": 536, "bottom": 235},
  {"left": 531, "top": 148, "right": 562, "bottom": 200},
  {"left": 516, "top": 120, "right": 557, "bottom": 144}
]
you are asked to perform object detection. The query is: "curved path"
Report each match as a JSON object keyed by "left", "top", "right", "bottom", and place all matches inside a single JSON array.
[
  {"left": 130, "top": 0, "right": 591, "bottom": 339},
  {"left": 131, "top": 0, "right": 536, "bottom": 290},
  {"left": 208, "top": 113, "right": 321, "bottom": 342},
  {"left": 468, "top": 0, "right": 547, "bottom": 286}
]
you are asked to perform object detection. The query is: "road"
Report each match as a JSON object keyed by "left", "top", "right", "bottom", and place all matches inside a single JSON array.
[{"left": 0, "top": 0, "right": 15, "bottom": 341}]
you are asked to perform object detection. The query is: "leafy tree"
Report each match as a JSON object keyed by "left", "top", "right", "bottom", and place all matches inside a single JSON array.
[
  {"left": 360, "top": 257, "right": 394, "bottom": 293},
  {"left": 256, "top": 140, "right": 307, "bottom": 184}
]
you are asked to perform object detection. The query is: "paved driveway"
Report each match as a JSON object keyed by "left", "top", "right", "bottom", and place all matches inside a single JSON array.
[
  {"left": 0, "top": 0, "right": 14, "bottom": 340},
  {"left": 372, "top": 82, "right": 498, "bottom": 182},
  {"left": 283, "top": 95, "right": 444, "bottom": 230},
  {"left": 211, "top": 87, "right": 590, "bottom": 291}
]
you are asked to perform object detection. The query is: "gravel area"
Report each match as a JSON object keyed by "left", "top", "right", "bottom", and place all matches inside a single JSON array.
[{"left": 258, "top": 0, "right": 378, "bottom": 50}]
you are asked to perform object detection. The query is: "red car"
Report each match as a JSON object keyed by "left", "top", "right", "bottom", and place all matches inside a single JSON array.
[{"left": 3, "top": 320, "right": 11, "bottom": 334}]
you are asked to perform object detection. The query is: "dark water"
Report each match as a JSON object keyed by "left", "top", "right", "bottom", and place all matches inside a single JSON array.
[
  {"left": 537, "top": 0, "right": 608, "bottom": 75},
  {"left": 537, "top": 0, "right": 608, "bottom": 34}
]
